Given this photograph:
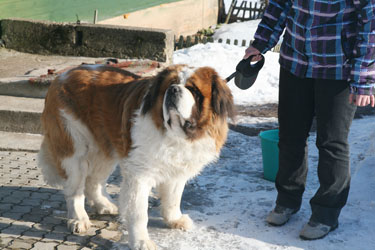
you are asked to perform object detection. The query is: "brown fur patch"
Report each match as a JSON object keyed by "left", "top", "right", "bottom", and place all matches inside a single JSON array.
[{"left": 41, "top": 64, "right": 235, "bottom": 178}]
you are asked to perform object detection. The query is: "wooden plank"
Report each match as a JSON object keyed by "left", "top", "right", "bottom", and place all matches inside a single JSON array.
[
  {"left": 223, "top": 0, "right": 266, "bottom": 23},
  {"left": 194, "top": 36, "right": 199, "bottom": 45},
  {"left": 178, "top": 36, "right": 184, "bottom": 49},
  {"left": 186, "top": 36, "right": 192, "bottom": 47}
]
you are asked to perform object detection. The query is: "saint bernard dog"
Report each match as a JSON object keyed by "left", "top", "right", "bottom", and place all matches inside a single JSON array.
[{"left": 38, "top": 63, "right": 235, "bottom": 250}]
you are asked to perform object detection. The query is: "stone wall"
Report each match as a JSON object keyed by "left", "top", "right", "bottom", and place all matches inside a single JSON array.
[{"left": 0, "top": 18, "right": 174, "bottom": 63}]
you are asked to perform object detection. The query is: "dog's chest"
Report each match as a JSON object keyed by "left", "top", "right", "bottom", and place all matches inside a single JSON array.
[{"left": 125, "top": 113, "right": 218, "bottom": 178}]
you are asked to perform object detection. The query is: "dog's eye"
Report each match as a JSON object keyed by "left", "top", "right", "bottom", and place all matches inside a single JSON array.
[
  {"left": 184, "top": 120, "right": 195, "bottom": 130},
  {"left": 186, "top": 85, "right": 203, "bottom": 107}
]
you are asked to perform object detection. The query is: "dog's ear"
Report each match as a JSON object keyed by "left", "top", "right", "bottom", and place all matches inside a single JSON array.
[
  {"left": 211, "top": 74, "right": 235, "bottom": 120},
  {"left": 141, "top": 69, "right": 171, "bottom": 115}
]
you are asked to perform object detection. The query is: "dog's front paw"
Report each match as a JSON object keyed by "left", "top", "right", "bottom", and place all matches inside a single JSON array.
[
  {"left": 131, "top": 239, "right": 157, "bottom": 250},
  {"left": 67, "top": 218, "right": 92, "bottom": 234},
  {"left": 96, "top": 202, "right": 118, "bottom": 215},
  {"left": 167, "top": 214, "right": 193, "bottom": 231}
]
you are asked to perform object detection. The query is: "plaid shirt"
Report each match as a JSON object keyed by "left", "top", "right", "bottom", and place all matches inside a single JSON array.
[{"left": 252, "top": 0, "right": 375, "bottom": 95}]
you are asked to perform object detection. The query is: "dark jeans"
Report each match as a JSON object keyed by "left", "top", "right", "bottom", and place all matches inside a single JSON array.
[{"left": 275, "top": 67, "right": 357, "bottom": 227}]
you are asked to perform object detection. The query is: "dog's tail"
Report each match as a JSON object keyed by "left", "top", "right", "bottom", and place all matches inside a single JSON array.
[{"left": 37, "top": 139, "right": 65, "bottom": 188}]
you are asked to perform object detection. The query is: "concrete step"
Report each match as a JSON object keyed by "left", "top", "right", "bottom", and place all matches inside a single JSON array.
[
  {"left": 0, "top": 95, "right": 44, "bottom": 134},
  {"left": 0, "top": 77, "right": 48, "bottom": 98},
  {"left": 0, "top": 131, "right": 42, "bottom": 152}
]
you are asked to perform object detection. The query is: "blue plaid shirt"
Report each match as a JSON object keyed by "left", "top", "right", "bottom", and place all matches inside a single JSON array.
[{"left": 252, "top": 0, "right": 375, "bottom": 95}]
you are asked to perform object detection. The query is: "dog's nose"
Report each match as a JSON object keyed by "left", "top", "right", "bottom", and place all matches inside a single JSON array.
[{"left": 170, "top": 85, "right": 179, "bottom": 94}]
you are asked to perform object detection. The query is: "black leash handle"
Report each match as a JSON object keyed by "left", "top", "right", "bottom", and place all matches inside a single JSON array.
[
  {"left": 225, "top": 55, "right": 261, "bottom": 83},
  {"left": 225, "top": 71, "right": 237, "bottom": 82}
]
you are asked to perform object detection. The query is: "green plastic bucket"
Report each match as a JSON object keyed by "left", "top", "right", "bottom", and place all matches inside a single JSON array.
[{"left": 259, "top": 129, "right": 279, "bottom": 182}]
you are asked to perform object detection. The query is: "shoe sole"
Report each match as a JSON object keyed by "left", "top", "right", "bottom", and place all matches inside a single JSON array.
[
  {"left": 299, "top": 224, "right": 339, "bottom": 241},
  {"left": 267, "top": 220, "right": 289, "bottom": 227},
  {"left": 267, "top": 210, "right": 298, "bottom": 227}
]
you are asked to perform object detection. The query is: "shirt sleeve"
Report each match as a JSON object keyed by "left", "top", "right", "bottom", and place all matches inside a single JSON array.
[
  {"left": 350, "top": 0, "right": 375, "bottom": 95},
  {"left": 251, "top": 0, "right": 292, "bottom": 54}
]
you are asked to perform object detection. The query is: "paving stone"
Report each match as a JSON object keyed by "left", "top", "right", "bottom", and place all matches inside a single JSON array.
[
  {"left": 43, "top": 232, "right": 66, "bottom": 241},
  {"left": 21, "top": 214, "right": 43, "bottom": 223},
  {"left": 99, "top": 228, "right": 121, "bottom": 241},
  {"left": 0, "top": 236, "right": 14, "bottom": 248},
  {"left": 30, "top": 207, "right": 52, "bottom": 216},
  {"left": 33, "top": 223, "right": 55, "bottom": 231},
  {"left": 107, "top": 221, "right": 119, "bottom": 231},
  {"left": 89, "top": 235, "right": 114, "bottom": 249},
  {"left": 41, "top": 216, "right": 65, "bottom": 226},
  {"left": 11, "top": 220, "right": 35, "bottom": 229},
  {"left": 40, "top": 200, "right": 63, "bottom": 209},
  {"left": 0, "top": 216, "right": 15, "bottom": 225},
  {"left": 11, "top": 205, "right": 33, "bottom": 213},
  {"left": 0, "top": 223, "right": 11, "bottom": 230},
  {"left": 57, "top": 244, "right": 80, "bottom": 250},
  {"left": 18, "top": 186, "right": 38, "bottom": 192},
  {"left": 65, "top": 234, "right": 92, "bottom": 245},
  {"left": 19, "top": 233, "right": 44, "bottom": 242},
  {"left": 1, "top": 212, "right": 24, "bottom": 220},
  {"left": 52, "top": 225, "right": 71, "bottom": 234},
  {"left": 30, "top": 192, "right": 50, "bottom": 200},
  {"left": 8, "top": 239, "right": 33, "bottom": 249},
  {"left": 49, "top": 193, "right": 65, "bottom": 202},
  {"left": 1, "top": 223, "right": 30, "bottom": 235},
  {"left": 1, "top": 196, "right": 22, "bottom": 204},
  {"left": 11, "top": 190, "right": 32, "bottom": 198},
  {"left": 19, "top": 199, "right": 42, "bottom": 206},
  {"left": 0, "top": 189, "right": 13, "bottom": 199},
  {"left": 0, "top": 203, "right": 13, "bottom": 210},
  {"left": 31, "top": 241, "right": 59, "bottom": 250},
  {"left": 22, "top": 228, "right": 47, "bottom": 238},
  {"left": 0, "top": 151, "right": 126, "bottom": 248},
  {"left": 90, "top": 219, "right": 108, "bottom": 229}
]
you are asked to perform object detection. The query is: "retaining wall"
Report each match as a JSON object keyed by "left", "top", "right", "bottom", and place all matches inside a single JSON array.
[{"left": 0, "top": 18, "right": 174, "bottom": 63}]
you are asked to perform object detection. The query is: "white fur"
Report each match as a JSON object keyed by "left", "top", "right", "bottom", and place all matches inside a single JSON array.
[
  {"left": 119, "top": 110, "right": 217, "bottom": 249},
  {"left": 162, "top": 84, "right": 195, "bottom": 136},
  {"left": 39, "top": 101, "right": 218, "bottom": 250},
  {"left": 178, "top": 66, "right": 194, "bottom": 86},
  {"left": 176, "top": 86, "right": 195, "bottom": 119},
  {"left": 38, "top": 143, "right": 65, "bottom": 188}
]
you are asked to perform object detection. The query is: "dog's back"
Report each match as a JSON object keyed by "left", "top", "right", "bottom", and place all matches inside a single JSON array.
[{"left": 38, "top": 65, "right": 147, "bottom": 185}]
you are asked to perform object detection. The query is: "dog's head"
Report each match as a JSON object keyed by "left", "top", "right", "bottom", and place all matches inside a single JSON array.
[{"left": 142, "top": 65, "right": 235, "bottom": 140}]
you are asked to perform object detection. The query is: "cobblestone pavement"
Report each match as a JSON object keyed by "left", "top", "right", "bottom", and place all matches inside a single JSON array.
[{"left": 0, "top": 151, "right": 123, "bottom": 250}]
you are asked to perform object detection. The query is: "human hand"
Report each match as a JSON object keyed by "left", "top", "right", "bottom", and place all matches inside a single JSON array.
[
  {"left": 349, "top": 94, "right": 375, "bottom": 107},
  {"left": 243, "top": 46, "right": 262, "bottom": 61}
]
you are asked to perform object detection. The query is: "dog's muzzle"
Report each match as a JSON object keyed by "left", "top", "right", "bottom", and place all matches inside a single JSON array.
[{"left": 164, "top": 85, "right": 182, "bottom": 111}]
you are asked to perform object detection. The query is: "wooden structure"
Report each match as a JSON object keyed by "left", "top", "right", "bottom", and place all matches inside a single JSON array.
[
  {"left": 225, "top": 0, "right": 266, "bottom": 23},
  {"left": 174, "top": 36, "right": 281, "bottom": 53}
]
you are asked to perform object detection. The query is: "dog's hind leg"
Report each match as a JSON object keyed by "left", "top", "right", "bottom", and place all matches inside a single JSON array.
[
  {"left": 62, "top": 155, "right": 92, "bottom": 234},
  {"left": 84, "top": 158, "right": 118, "bottom": 215},
  {"left": 158, "top": 179, "right": 193, "bottom": 230}
]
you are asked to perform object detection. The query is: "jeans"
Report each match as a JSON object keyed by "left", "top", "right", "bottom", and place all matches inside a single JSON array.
[{"left": 275, "top": 67, "right": 357, "bottom": 227}]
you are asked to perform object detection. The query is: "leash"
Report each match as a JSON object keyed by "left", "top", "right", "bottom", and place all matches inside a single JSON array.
[{"left": 225, "top": 72, "right": 237, "bottom": 82}]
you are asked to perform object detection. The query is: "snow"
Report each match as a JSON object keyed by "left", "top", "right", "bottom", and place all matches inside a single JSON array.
[
  {"left": 173, "top": 43, "right": 280, "bottom": 106},
  {"left": 114, "top": 14, "right": 375, "bottom": 250}
]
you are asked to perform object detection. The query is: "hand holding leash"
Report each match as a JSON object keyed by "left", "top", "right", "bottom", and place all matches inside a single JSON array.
[{"left": 226, "top": 54, "right": 265, "bottom": 90}]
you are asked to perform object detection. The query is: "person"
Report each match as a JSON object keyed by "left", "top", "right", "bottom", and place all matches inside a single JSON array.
[{"left": 244, "top": 0, "right": 375, "bottom": 240}]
